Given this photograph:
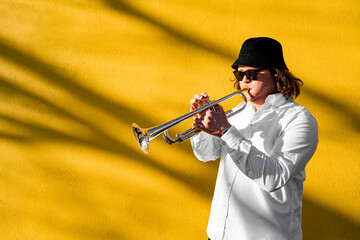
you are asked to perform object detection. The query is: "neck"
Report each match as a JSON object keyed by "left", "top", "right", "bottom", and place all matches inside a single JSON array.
[{"left": 252, "top": 99, "right": 266, "bottom": 112}]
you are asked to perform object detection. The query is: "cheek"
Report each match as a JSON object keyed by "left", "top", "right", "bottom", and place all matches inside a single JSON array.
[
  {"left": 264, "top": 78, "right": 274, "bottom": 87},
  {"left": 263, "top": 80, "right": 276, "bottom": 92},
  {"left": 256, "top": 78, "right": 276, "bottom": 94}
]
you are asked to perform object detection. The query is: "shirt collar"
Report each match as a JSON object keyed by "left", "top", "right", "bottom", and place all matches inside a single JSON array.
[
  {"left": 248, "top": 93, "right": 290, "bottom": 112},
  {"left": 265, "top": 93, "right": 290, "bottom": 108}
]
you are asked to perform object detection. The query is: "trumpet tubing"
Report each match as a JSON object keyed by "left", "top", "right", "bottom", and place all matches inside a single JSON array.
[{"left": 132, "top": 86, "right": 249, "bottom": 154}]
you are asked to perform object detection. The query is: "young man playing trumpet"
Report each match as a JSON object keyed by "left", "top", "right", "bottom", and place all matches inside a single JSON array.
[{"left": 190, "top": 37, "right": 318, "bottom": 240}]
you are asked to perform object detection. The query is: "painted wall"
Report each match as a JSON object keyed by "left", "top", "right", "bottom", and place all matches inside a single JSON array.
[{"left": 0, "top": 0, "right": 359, "bottom": 239}]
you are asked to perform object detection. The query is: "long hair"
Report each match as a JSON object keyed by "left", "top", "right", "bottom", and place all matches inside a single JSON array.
[{"left": 232, "top": 68, "right": 303, "bottom": 99}]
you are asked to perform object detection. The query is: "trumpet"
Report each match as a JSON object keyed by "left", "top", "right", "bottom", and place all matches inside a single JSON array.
[{"left": 132, "top": 86, "right": 249, "bottom": 154}]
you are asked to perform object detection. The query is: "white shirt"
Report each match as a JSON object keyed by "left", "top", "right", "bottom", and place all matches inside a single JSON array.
[{"left": 191, "top": 93, "right": 318, "bottom": 240}]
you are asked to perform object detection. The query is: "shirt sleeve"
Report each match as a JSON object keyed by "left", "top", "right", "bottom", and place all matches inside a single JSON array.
[
  {"left": 190, "top": 131, "right": 223, "bottom": 162},
  {"left": 221, "top": 112, "right": 319, "bottom": 192}
]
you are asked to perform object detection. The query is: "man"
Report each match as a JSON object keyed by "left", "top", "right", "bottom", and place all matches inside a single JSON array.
[{"left": 190, "top": 37, "right": 318, "bottom": 240}]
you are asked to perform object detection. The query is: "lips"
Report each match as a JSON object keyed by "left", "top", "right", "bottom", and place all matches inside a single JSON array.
[{"left": 243, "top": 87, "right": 253, "bottom": 98}]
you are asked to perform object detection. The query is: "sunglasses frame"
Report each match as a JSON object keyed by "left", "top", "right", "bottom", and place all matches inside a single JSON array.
[{"left": 233, "top": 67, "right": 267, "bottom": 81}]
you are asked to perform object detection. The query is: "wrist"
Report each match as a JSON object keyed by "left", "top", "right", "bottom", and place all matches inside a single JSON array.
[{"left": 221, "top": 125, "right": 232, "bottom": 136}]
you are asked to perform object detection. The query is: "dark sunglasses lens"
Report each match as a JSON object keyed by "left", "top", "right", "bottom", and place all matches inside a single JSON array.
[
  {"left": 234, "top": 68, "right": 264, "bottom": 81},
  {"left": 246, "top": 71, "right": 257, "bottom": 80},
  {"left": 234, "top": 71, "right": 244, "bottom": 81}
]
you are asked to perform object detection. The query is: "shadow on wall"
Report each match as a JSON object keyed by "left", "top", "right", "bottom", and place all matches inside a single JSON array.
[
  {"left": 102, "top": 0, "right": 234, "bottom": 59},
  {"left": 0, "top": 1, "right": 359, "bottom": 239},
  {"left": 0, "top": 35, "right": 216, "bottom": 199},
  {"left": 1, "top": 36, "right": 359, "bottom": 238},
  {"left": 301, "top": 86, "right": 360, "bottom": 133},
  {"left": 102, "top": 0, "right": 360, "bottom": 134},
  {"left": 303, "top": 198, "right": 360, "bottom": 239}
]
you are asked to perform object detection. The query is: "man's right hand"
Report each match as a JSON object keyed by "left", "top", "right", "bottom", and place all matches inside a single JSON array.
[{"left": 189, "top": 92, "right": 209, "bottom": 119}]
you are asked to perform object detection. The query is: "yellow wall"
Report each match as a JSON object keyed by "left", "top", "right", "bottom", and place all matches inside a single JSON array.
[{"left": 0, "top": 0, "right": 359, "bottom": 239}]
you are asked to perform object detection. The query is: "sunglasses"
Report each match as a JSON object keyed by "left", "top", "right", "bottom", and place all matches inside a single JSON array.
[{"left": 233, "top": 67, "right": 267, "bottom": 81}]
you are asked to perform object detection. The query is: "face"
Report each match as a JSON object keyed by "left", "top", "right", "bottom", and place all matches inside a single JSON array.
[{"left": 237, "top": 66, "right": 277, "bottom": 106}]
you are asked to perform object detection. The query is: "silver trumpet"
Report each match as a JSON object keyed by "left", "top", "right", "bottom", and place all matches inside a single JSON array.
[{"left": 132, "top": 86, "right": 249, "bottom": 154}]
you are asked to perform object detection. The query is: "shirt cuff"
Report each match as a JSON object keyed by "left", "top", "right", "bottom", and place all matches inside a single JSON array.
[
  {"left": 221, "top": 126, "right": 246, "bottom": 149},
  {"left": 191, "top": 131, "right": 209, "bottom": 142}
]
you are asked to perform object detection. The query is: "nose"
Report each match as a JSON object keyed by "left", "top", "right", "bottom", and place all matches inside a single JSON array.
[{"left": 242, "top": 76, "right": 252, "bottom": 83}]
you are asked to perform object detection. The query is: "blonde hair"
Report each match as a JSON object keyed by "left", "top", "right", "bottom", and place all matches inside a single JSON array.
[{"left": 232, "top": 68, "right": 303, "bottom": 99}]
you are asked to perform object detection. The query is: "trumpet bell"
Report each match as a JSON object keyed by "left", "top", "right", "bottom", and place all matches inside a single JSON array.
[{"left": 132, "top": 123, "right": 150, "bottom": 154}]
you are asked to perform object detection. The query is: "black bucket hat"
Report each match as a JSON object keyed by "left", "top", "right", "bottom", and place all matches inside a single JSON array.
[{"left": 231, "top": 37, "right": 288, "bottom": 70}]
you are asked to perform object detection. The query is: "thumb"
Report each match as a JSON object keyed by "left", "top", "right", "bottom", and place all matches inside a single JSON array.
[{"left": 217, "top": 105, "right": 226, "bottom": 114}]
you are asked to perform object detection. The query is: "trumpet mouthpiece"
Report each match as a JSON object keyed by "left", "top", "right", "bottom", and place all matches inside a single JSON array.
[{"left": 241, "top": 86, "right": 249, "bottom": 92}]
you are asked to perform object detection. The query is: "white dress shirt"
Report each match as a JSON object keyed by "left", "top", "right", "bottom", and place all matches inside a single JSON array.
[{"left": 191, "top": 93, "right": 318, "bottom": 240}]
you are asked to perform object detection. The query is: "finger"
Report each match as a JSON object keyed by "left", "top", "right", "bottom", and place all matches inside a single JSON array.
[
  {"left": 206, "top": 109, "right": 213, "bottom": 114},
  {"left": 216, "top": 105, "right": 225, "bottom": 114},
  {"left": 194, "top": 93, "right": 209, "bottom": 106},
  {"left": 202, "top": 97, "right": 210, "bottom": 105},
  {"left": 191, "top": 97, "right": 203, "bottom": 109},
  {"left": 212, "top": 104, "right": 225, "bottom": 114},
  {"left": 201, "top": 93, "right": 209, "bottom": 105},
  {"left": 200, "top": 110, "right": 207, "bottom": 117},
  {"left": 192, "top": 94, "right": 204, "bottom": 107},
  {"left": 204, "top": 114, "right": 212, "bottom": 123},
  {"left": 194, "top": 110, "right": 206, "bottom": 120},
  {"left": 194, "top": 118, "right": 203, "bottom": 124},
  {"left": 194, "top": 94, "right": 202, "bottom": 101},
  {"left": 192, "top": 122, "right": 205, "bottom": 130},
  {"left": 190, "top": 99, "right": 198, "bottom": 108},
  {"left": 193, "top": 111, "right": 204, "bottom": 120},
  {"left": 205, "top": 109, "right": 213, "bottom": 118},
  {"left": 215, "top": 104, "right": 225, "bottom": 114}
]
